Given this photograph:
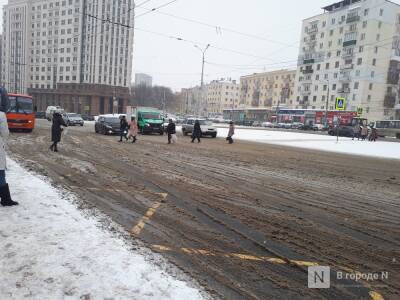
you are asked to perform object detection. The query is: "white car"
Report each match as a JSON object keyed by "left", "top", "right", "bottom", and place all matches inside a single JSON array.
[
  {"left": 262, "top": 122, "right": 273, "bottom": 128},
  {"left": 46, "top": 106, "right": 65, "bottom": 121},
  {"left": 313, "top": 124, "right": 325, "bottom": 131},
  {"left": 182, "top": 118, "right": 217, "bottom": 138}
]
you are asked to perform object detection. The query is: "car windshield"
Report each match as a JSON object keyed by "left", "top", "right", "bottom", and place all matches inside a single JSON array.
[
  {"left": 68, "top": 113, "right": 81, "bottom": 118},
  {"left": 8, "top": 96, "right": 33, "bottom": 114},
  {"left": 105, "top": 117, "right": 120, "bottom": 124},
  {"left": 198, "top": 120, "right": 212, "bottom": 125},
  {"left": 140, "top": 113, "right": 161, "bottom": 119}
]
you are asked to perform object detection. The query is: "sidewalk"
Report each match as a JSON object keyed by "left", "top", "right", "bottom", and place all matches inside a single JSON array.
[{"left": 0, "top": 159, "right": 207, "bottom": 300}]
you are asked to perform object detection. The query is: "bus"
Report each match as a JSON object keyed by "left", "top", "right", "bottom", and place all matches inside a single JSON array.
[
  {"left": 6, "top": 93, "right": 36, "bottom": 132},
  {"left": 373, "top": 120, "right": 400, "bottom": 139}
]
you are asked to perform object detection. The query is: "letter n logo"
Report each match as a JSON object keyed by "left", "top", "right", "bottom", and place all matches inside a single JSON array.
[{"left": 308, "top": 266, "right": 331, "bottom": 288}]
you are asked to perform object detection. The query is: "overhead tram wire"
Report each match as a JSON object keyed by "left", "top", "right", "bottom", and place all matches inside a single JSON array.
[{"left": 135, "top": 0, "right": 179, "bottom": 19}]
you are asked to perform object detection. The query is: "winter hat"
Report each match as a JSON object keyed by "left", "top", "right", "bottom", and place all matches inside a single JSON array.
[{"left": 0, "top": 87, "right": 9, "bottom": 113}]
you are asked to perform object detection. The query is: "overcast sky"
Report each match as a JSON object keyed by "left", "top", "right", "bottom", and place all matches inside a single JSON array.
[{"left": 0, "top": 0, "right": 367, "bottom": 90}]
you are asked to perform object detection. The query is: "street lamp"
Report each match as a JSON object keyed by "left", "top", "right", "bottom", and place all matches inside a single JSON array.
[{"left": 194, "top": 44, "right": 210, "bottom": 88}]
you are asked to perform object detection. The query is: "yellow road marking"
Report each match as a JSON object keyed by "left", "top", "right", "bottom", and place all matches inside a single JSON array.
[
  {"left": 130, "top": 192, "right": 167, "bottom": 235},
  {"left": 150, "top": 244, "right": 384, "bottom": 300}
]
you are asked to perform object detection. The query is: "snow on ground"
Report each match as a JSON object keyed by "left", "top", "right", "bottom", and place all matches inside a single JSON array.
[
  {"left": 217, "top": 127, "right": 400, "bottom": 160},
  {"left": 0, "top": 159, "right": 207, "bottom": 300}
]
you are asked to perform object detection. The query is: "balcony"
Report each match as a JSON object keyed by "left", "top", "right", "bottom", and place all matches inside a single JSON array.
[
  {"left": 341, "top": 51, "right": 354, "bottom": 59},
  {"left": 303, "top": 58, "right": 315, "bottom": 65},
  {"left": 339, "top": 74, "right": 351, "bottom": 82},
  {"left": 340, "top": 64, "right": 354, "bottom": 70},
  {"left": 346, "top": 15, "right": 360, "bottom": 23},
  {"left": 307, "top": 27, "right": 318, "bottom": 34},
  {"left": 338, "top": 88, "right": 351, "bottom": 94},
  {"left": 343, "top": 40, "right": 357, "bottom": 47},
  {"left": 384, "top": 94, "right": 396, "bottom": 108},
  {"left": 300, "top": 90, "right": 311, "bottom": 96},
  {"left": 302, "top": 68, "right": 314, "bottom": 74}
]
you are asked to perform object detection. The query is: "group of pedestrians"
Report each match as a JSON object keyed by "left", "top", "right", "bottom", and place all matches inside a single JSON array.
[
  {"left": 118, "top": 116, "right": 138, "bottom": 143},
  {"left": 352, "top": 124, "right": 379, "bottom": 142}
]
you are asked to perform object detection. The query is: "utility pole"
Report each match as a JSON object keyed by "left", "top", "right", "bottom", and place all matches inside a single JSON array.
[
  {"left": 195, "top": 44, "right": 210, "bottom": 116},
  {"left": 324, "top": 80, "right": 330, "bottom": 127}
]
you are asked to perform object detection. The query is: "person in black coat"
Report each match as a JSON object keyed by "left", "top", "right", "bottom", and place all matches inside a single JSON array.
[
  {"left": 119, "top": 116, "right": 129, "bottom": 142},
  {"left": 166, "top": 119, "right": 176, "bottom": 144},
  {"left": 50, "top": 112, "right": 67, "bottom": 152},
  {"left": 191, "top": 120, "right": 202, "bottom": 143}
]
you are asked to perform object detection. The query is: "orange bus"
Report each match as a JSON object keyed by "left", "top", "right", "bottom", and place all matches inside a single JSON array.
[{"left": 6, "top": 93, "right": 35, "bottom": 132}]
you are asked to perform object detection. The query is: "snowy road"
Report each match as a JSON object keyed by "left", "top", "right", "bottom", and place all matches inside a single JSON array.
[
  {"left": 0, "top": 159, "right": 207, "bottom": 300},
  {"left": 5, "top": 120, "right": 400, "bottom": 299}
]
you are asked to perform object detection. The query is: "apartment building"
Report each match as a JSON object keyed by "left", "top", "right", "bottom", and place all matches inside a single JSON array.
[
  {"left": 240, "top": 69, "right": 296, "bottom": 109},
  {"left": 295, "top": 0, "right": 400, "bottom": 121},
  {"left": 181, "top": 86, "right": 207, "bottom": 116},
  {"left": 1, "top": 0, "right": 134, "bottom": 115},
  {"left": 205, "top": 78, "right": 240, "bottom": 116}
]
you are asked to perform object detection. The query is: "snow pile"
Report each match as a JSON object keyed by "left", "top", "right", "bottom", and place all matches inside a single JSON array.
[
  {"left": 0, "top": 159, "right": 207, "bottom": 300},
  {"left": 217, "top": 127, "right": 400, "bottom": 160}
]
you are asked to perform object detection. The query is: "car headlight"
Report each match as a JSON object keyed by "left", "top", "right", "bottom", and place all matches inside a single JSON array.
[
  {"left": 145, "top": 123, "right": 150, "bottom": 127},
  {"left": 105, "top": 125, "right": 112, "bottom": 129}
]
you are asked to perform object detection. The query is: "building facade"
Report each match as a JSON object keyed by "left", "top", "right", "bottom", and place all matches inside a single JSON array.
[
  {"left": 295, "top": 0, "right": 400, "bottom": 121},
  {"left": 205, "top": 78, "right": 240, "bottom": 116},
  {"left": 240, "top": 69, "right": 296, "bottom": 109},
  {"left": 135, "top": 73, "right": 152, "bottom": 87},
  {"left": 1, "top": 0, "right": 134, "bottom": 115},
  {"left": 180, "top": 86, "right": 206, "bottom": 116}
]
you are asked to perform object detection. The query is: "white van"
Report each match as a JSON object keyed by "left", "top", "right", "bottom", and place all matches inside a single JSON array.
[{"left": 46, "top": 106, "right": 65, "bottom": 121}]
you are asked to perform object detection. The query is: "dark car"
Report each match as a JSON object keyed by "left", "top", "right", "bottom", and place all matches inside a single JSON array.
[
  {"left": 82, "top": 114, "right": 95, "bottom": 121},
  {"left": 328, "top": 126, "right": 354, "bottom": 137},
  {"left": 35, "top": 111, "right": 46, "bottom": 119},
  {"left": 95, "top": 116, "right": 122, "bottom": 135}
]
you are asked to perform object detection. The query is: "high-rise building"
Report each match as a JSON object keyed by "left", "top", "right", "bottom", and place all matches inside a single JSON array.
[
  {"left": 1, "top": 0, "right": 135, "bottom": 115},
  {"left": 135, "top": 73, "right": 152, "bottom": 87},
  {"left": 295, "top": 0, "right": 400, "bottom": 121},
  {"left": 240, "top": 70, "right": 296, "bottom": 109},
  {"left": 205, "top": 78, "right": 240, "bottom": 116}
]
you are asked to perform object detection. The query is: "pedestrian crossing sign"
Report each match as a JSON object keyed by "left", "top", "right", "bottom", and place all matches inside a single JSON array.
[{"left": 335, "top": 97, "right": 346, "bottom": 111}]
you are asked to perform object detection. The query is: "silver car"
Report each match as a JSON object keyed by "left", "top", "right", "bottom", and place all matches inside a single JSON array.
[{"left": 182, "top": 118, "right": 217, "bottom": 138}]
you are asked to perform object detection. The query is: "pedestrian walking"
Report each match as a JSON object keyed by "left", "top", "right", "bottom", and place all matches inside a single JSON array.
[
  {"left": 352, "top": 123, "right": 361, "bottom": 140},
  {"left": 0, "top": 88, "right": 18, "bottom": 206},
  {"left": 127, "top": 116, "right": 138, "bottom": 143},
  {"left": 49, "top": 112, "right": 67, "bottom": 152},
  {"left": 119, "top": 115, "right": 129, "bottom": 142},
  {"left": 166, "top": 119, "right": 176, "bottom": 144},
  {"left": 227, "top": 121, "right": 235, "bottom": 144},
  {"left": 369, "top": 126, "right": 378, "bottom": 142},
  {"left": 191, "top": 120, "right": 202, "bottom": 143},
  {"left": 360, "top": 125, "right": 368, "bottom": 141}
]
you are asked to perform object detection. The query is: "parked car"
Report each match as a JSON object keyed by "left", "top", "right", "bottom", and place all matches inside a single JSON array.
[
  {"left": 262, "top": 121, "right": 273, "bottom": 128},
  {"left": 82, "top": 114, "right": 95, "bottom": 121},
  {"left": 35, "top": 111, "right": 46, "bottom": 119},
  {"left": 291, "top": 122, "right": 304, "bottom": 129},
  {"left": 182, "top": 118, "right": 217, "bottom": 138},
  {"left": 313, "top": 124, "right": 327, "bottom": 131},
  {"left": 95, "top": 115, "right": 122, "bottom": 135},
  {"left": 298, "top": 124, "right": 313, "bottom": 130},
  {"left": 65, "top": 113, "right": 84, "bottom": 126},
  {"left": 46, "top": 106, "right": 64, "bottom": 121},
  {"left": 252, "top": 121, "right": 262, "bottom": 127}
]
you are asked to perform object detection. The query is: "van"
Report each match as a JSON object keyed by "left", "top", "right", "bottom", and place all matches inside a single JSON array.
[{"left": 46, "top": 106, "right": 65, "bottom": 121}]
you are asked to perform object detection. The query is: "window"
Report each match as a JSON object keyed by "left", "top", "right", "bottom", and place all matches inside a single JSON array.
[
  {"left": 361, "top": 33, "right": 365, "bottom": 40},
  {"left": 364, "top": 9, "right": 369, "bottom": 16},
  {"left": 357, "top": 58, "right": 362, "bottom": 65},
  {"left": 317, "top": 64, "right": 321, "bottom": 71},
  {"left": 354, "top": 82, "right": 359, "bottom": 89},
  {"left": 380, "top": 9, "right": 384, "bottom": 16},
  {"left": 330, "top": 29, "right": 334, "bottom": 36},
  {"left": 332, "top": 84, "right": 336, "bottom": 90},
  {"left": 376, "top": 34, "right": 380, "bottom": 41},
  {"left": 372, "top": 58, "right": 376, "bottom": 66},
  {"left": 335, "top": 61, "right": 339, "bottom": 68},
  {"left": 359, "top": 46, "right": 364, "bottom": 53},
  {"left": 340, "top": 27, "right": 343, "bottom": 34},
  {"left": 369, "top": 83, "right": 373, "bottom": 90},
  {"left": 362, "top": 21, "right": 367, "bottom": 28},
  {"left": 326, "top": 63, "right": 330, "bottom": 70},
  {"left": 378, "top": 21, "right": 382, "bottom": 29}
]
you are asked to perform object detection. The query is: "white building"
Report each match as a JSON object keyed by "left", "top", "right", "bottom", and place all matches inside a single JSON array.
[
  {"left": 135, "top": 73, "right": 152, "bottom": 87},
  {"left": 205, "top": 78, "right": 240, "bottom": 116},
  {"left": 295, "top": 0, "right": 400, "bottom": 121},
  {"left": 1, "top": 0, "right": 134, "bottom": 115}
]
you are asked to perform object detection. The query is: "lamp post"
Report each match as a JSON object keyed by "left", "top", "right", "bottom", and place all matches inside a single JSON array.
[{"left": 194, "top": 44, "right": 210, "bottom": 117}]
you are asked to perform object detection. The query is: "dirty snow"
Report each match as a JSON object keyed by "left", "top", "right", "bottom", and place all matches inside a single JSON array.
[
  {"left": 0, "top": 159, "right": 207, "bottom": 300},
  {"left": 216, "top": 127, "right": 400, "bottom": 160}
]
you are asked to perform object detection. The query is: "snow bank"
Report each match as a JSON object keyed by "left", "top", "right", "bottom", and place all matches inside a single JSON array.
[
  {"left": 0, "top": 159, "right": 207, "bottom": 300},
  {"left": 217, "top": 128, "right": 400, "bottom": 160}
]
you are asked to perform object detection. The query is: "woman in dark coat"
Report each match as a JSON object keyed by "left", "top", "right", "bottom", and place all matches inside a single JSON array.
[
  {"left": 191, "top": 120, "right": 202, "bottom": 143},
  {"left": 50, "top": 112, "right": 67, "bottom": 152}
]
